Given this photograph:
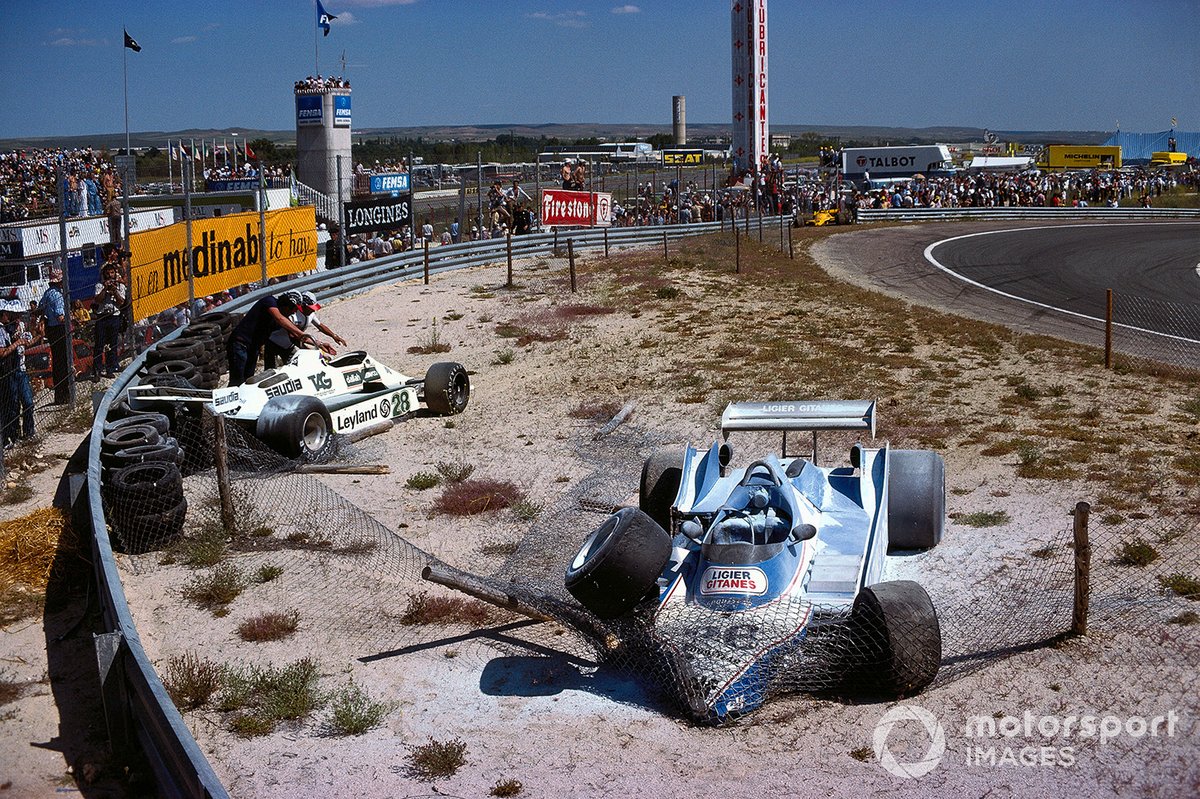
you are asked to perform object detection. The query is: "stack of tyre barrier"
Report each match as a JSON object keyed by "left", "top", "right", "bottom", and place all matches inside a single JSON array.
[
  {"left": 124, "top": 373, "right": 214, "bottom": 476},
  {"left": 143, "top": 314, "right": 234, "bottom": 390},
  {"left": 100, "top": 412, "right": 188, "bottom": 554}
]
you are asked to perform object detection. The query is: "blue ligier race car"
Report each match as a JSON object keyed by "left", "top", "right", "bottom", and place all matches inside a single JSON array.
[{"left": 564, "top": 401, "right": 946, "bottom": 721}]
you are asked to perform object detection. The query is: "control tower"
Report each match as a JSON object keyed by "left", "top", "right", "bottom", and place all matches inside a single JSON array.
[{"left": 294, "top": 81, "right": 353, "bottom": 212}]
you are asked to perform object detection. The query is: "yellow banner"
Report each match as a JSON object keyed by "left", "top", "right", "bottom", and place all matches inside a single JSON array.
[{"left": 129, "top": 206, "right": 317, "bottom": 321}]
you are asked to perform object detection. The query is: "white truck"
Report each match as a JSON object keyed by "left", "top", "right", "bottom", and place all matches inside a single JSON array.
[{"left": 840, "top": 145, "right": 955, "bottom": 182}]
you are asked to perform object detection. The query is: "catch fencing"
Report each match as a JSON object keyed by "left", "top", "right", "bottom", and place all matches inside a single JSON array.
[{"left": 1107, "top": 290, "right": 1200, "bottom": 375}]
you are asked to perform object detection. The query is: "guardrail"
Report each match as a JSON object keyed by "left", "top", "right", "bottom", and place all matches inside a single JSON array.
[
  {"left": 856, "top": 206, "right": 1200, "bottom": 223},
  {"left": 83, "top": 218, "right": 733, "bottom": 797}
]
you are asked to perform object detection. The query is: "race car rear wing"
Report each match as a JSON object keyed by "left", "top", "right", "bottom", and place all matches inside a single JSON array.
[
  {"left": 126, "top": 384, "right": 215, "bottom": 410},
  {"left": 720, "top": 401, "right": 876, "bottom": 460}
]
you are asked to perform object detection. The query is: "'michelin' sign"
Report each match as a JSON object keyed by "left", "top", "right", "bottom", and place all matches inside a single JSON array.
[{"left": 730, "top": 0, "right": 768, "bottom": 176}]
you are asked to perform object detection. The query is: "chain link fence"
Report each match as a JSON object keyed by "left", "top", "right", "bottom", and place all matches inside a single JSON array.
[{"left": 1109, "top": 290, "right": 1200, "bottom": 376}]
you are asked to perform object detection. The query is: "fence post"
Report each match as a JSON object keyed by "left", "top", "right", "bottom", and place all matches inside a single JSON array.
[
  {"left": 662, "top": 230, "right": 668, "bottom": 264},
  {"left": 506, "top": 230, "right": 513, "bottom": 288},
  {"left": 788, "top": 219, "right": 794, "bottom": 260},
  {"left": 1104, "top": 289, "right": 1113, "bottom": 369},
  {"left": 603, "top": 227, "right": 609, "bottom": 258},
  {"left": 423, "top": 240, "right": 430, "bottom": 285},
  {"left": 553, "top": 227, "right": 559, "bottom": 256},
  {"left": 735, "top": 224, "right": 741, "bottom": 274},
  {"left": 567, "top": 240, "right": 576, "bottom": 293},
  {"left": 1072, "top": 501, "right": 1091, "bottom": 636},
  {"left": 212, "top": 414, "right": 236, "bottom": 534},
  {"left": 779, "top": 209, "right": 785, "bottom": 252}
]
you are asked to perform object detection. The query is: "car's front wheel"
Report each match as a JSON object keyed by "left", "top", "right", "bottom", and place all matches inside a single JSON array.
[{"left": 565, "top": 506, "right": 671, "bottom": 619}]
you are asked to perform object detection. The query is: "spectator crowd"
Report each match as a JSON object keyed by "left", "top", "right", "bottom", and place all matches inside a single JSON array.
[{"left": 0, "top": 147, "right": 123, "bottom": 222}]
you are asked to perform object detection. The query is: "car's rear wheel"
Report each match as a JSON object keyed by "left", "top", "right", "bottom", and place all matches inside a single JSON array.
[
  {"left": 639, "top": 449, "right": 685, "bottom": 532},
  {"left": 848, "top": 580, "right": 941, "bottom": 697},
  {"left": 256, "top": 395, "right": 334, "bottom": 461},
  {"left": 887, "top": 449, "right": 945, "bottom": 550},
  {"left": 423, "top": 362, "right": 470, "bottom": 415},
  {"left": 565, "top": 506, "right": 671, "bottom": 619}
]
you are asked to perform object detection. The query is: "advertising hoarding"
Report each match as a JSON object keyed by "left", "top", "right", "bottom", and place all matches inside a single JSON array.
[
  {"left": 368, "top": 173, "right": 411, "bottom": 194},
  {"left": 344, "top": 194, "right": 412, "bottom": 234},
  {"left": 296, "top": 95, "right": 323, "bottom": 126},
  {"left": 540, "top": 189, "right": 612, "bottom": 227},
  {"left": 129, "top": 206, "right": 316, "bottom": 321},
  {"left": 333, "top": 95, "right": 351, "bottom": 127}
]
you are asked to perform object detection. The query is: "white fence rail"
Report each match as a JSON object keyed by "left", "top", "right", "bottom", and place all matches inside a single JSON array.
[{"left": 856, "top": 206, "right": 1200, "bottom": 223}]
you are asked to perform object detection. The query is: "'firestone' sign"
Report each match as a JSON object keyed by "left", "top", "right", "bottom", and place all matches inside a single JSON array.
[{"left": 540, "top": 189, "right": 612, "bottom": 227}]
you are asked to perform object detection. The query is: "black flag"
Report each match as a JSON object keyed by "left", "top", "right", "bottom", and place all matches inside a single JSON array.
[{"left": 123, "top": 29, "right": 141, "bottom": 52}]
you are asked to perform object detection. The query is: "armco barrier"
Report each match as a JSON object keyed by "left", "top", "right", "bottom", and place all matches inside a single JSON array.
[
  {"left": 83, "top": 219, "right": 730, "bottom": 797},
  {"left": 856, "top": 206, "right": 1200, "bottom": 223}
]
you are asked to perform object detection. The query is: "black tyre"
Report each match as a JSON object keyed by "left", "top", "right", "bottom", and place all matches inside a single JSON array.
[
  {"left": 103, "top": 412, "right": 171, "bottom": 437},
  {"left": 639, "top": 449, "right": 684, "bottom": 532},
  {"left": 423, "top": 362, "right": 470, "bottom": 415},
  {"left": 145, "top": 359, "right": 199, "bottom": 387},
  {"left": 848, "top": 580, "right": 941, "bottom": 697},
  {"left": 256, "top": 395, "right": 334, "bottom": 461},
  {"left": 565, "top": 506, "right": 671, "bottom": 619},
  {"left": 115, "top": 497, "right": 188, "bottom": 555},
  {"left": 887, "top": 449, "right": 946, "bottom": 550},
  {"left": 199, "top": 311, "right": 236, "bottom": 331},
  {"left": 106, "top": 440, "right": 183, "bottom": 470},
  {"left": 102, "top": 424, "right": 161, "bottom": 452},
  {"left": 180, "top": 322, "right": 223, "bottom": 342},
  {"left": 108, "top": 461, "right": 185, "bottom": 514},
  {"left": 146, "top": 340, "right": 204, "bottom": 363}
]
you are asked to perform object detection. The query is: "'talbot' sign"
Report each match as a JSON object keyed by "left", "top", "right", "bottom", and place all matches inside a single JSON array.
[
  {"left": 540, "top": 189, "right": 612, "bottom": 227},
  {"left": 129, "top": 206, "right": 317, "bottom": 321}
]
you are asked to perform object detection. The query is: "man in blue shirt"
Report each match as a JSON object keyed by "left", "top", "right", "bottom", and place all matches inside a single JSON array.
[{"left": 38, "top": 268, "right": 71, "bottom": 404}]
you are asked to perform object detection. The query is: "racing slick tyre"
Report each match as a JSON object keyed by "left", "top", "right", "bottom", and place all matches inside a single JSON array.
[
  {"left": 423, "top": 362, "right": 470, "bottom": 416},
  {"left": 887, "top": 449, "right": 945, "bottom": 550},
  {"left": 639, "top": 449, "right": 685, "bottom": 532},
  {"left": 114, "top": 497, "right": 188, "bottom": 555},
  {"left": 565, "top": 506, "right": 672, "bottom": 619},
  {"left": 847, "top": 580, "right": 941, "bottom": 697},
  {"left": 256, "top": 395, "right": 335, "bottom": 462}
]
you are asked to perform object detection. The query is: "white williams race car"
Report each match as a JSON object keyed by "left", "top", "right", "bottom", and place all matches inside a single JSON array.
[{"left": 130, "top": 349, "right": 469, "bottom": 460}]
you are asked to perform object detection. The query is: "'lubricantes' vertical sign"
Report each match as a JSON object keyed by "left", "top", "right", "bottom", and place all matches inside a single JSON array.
[{"left": 730, "top": 0, "right": 768, "bottom": 176}]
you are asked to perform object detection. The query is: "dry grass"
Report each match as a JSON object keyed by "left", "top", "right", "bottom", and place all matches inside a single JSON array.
[
  {"left": 0, "top": 507, "right": 73, "bottom": 589},
  {"left": 161, "top": 652, "right": 223, "bottom": 710},
  {"left": 323, "top": 680, "right": 393, "bottom": 736},
  {"left": 182, "top": 564, "right": 246, "bottom": 614},
  {"left": 400, "top": 592, "right": 509, "bottom": 627},
  {"left": 408, "top": 737, "right": 468, "bottom": 780},
  {"left": 237, "top": 610, "right": 300, "bottom": 642},
  {"left": 433, "top": 478, "right": 523, "bottom": 516}
]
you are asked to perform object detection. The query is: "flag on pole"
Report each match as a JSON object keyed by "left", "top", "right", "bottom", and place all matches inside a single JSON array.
[
  {"left": 169, "top": 144, "right": 177, "bottom": 161},
  {"left": 123, "top": 29, "right": 141, "bottom": 52},
  {"left": 178, "top": 143, "right": 190, "bottom": 159},
  {"left": 1171, "top": 117, "right": 1178, "bottom": 128},
  {"left": 317, "top": 0, "right": 337, "bottom": 37},
  {"left": 245, "top": 141, "right": 256, "bottom": 161}
]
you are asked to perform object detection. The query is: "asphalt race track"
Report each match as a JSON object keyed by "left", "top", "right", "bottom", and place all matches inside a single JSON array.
[{"left": 812, "top": 220, "right": 1200, "bottom": 357}]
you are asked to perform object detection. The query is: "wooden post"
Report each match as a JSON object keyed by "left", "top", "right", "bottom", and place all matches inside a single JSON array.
[
  {"left": 1072, "top": 501, "right": 1091, "bottom": 636},
  {"left": 553, "top": 226, "right": 559, "bottom": 256},
  {"left": 662, "top": 230, "right": 668, "bottom": 264},
  {"left": 568, "top": 239, "right": 576, "bottom": 293},
  {"left": 603, "top": 227, "right": 609, "bottom": 258},
  {"left": 506, "top": 229, "right": 513, "bottom": 288},
  {"left": 212, "top": 414, "right": 236, "bottom": 534},
  {"left": 779, "top": 208, "right": 785, "bottom": 252},
  {"left": 1104, "top": 289, "right": 1113, "bottom": 369},
  {"left": 735, "top": 224, "right": 741, "bottom": 274},
  {"left": 758, "top": 205, "right": 763, "bottom": 242},
  {"left": 423, "top": 240, "right": 430, "bottom": 285},
  {"left": 788, "top": 219, "right": 794, "bottom": 260}
]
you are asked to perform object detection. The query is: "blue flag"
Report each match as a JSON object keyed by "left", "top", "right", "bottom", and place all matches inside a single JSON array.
[{"left": 317, "top": 0, "right": 336, "bottom": 37}]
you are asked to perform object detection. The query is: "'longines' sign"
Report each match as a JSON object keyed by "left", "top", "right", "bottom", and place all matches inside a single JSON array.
[{"left": 344, "top": 194, "right": 412, "bottom": 234}]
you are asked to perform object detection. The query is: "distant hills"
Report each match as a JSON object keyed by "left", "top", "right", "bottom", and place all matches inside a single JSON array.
[{"left": 0, "top": 122, "right": 1111, "bottom": 152}]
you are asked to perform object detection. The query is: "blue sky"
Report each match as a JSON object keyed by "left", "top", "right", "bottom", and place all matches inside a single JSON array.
[{"left": 1, "top": 0, "right": 1197, "bottom": 139}]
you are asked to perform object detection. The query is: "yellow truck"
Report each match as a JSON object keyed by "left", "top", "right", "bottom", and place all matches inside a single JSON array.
[
  {"left": 1040, "top": 145, "right": 1122, "bottom": 170},
  {"left": 1149, "top": 152, "right": 1188, "bottom": 167}
]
